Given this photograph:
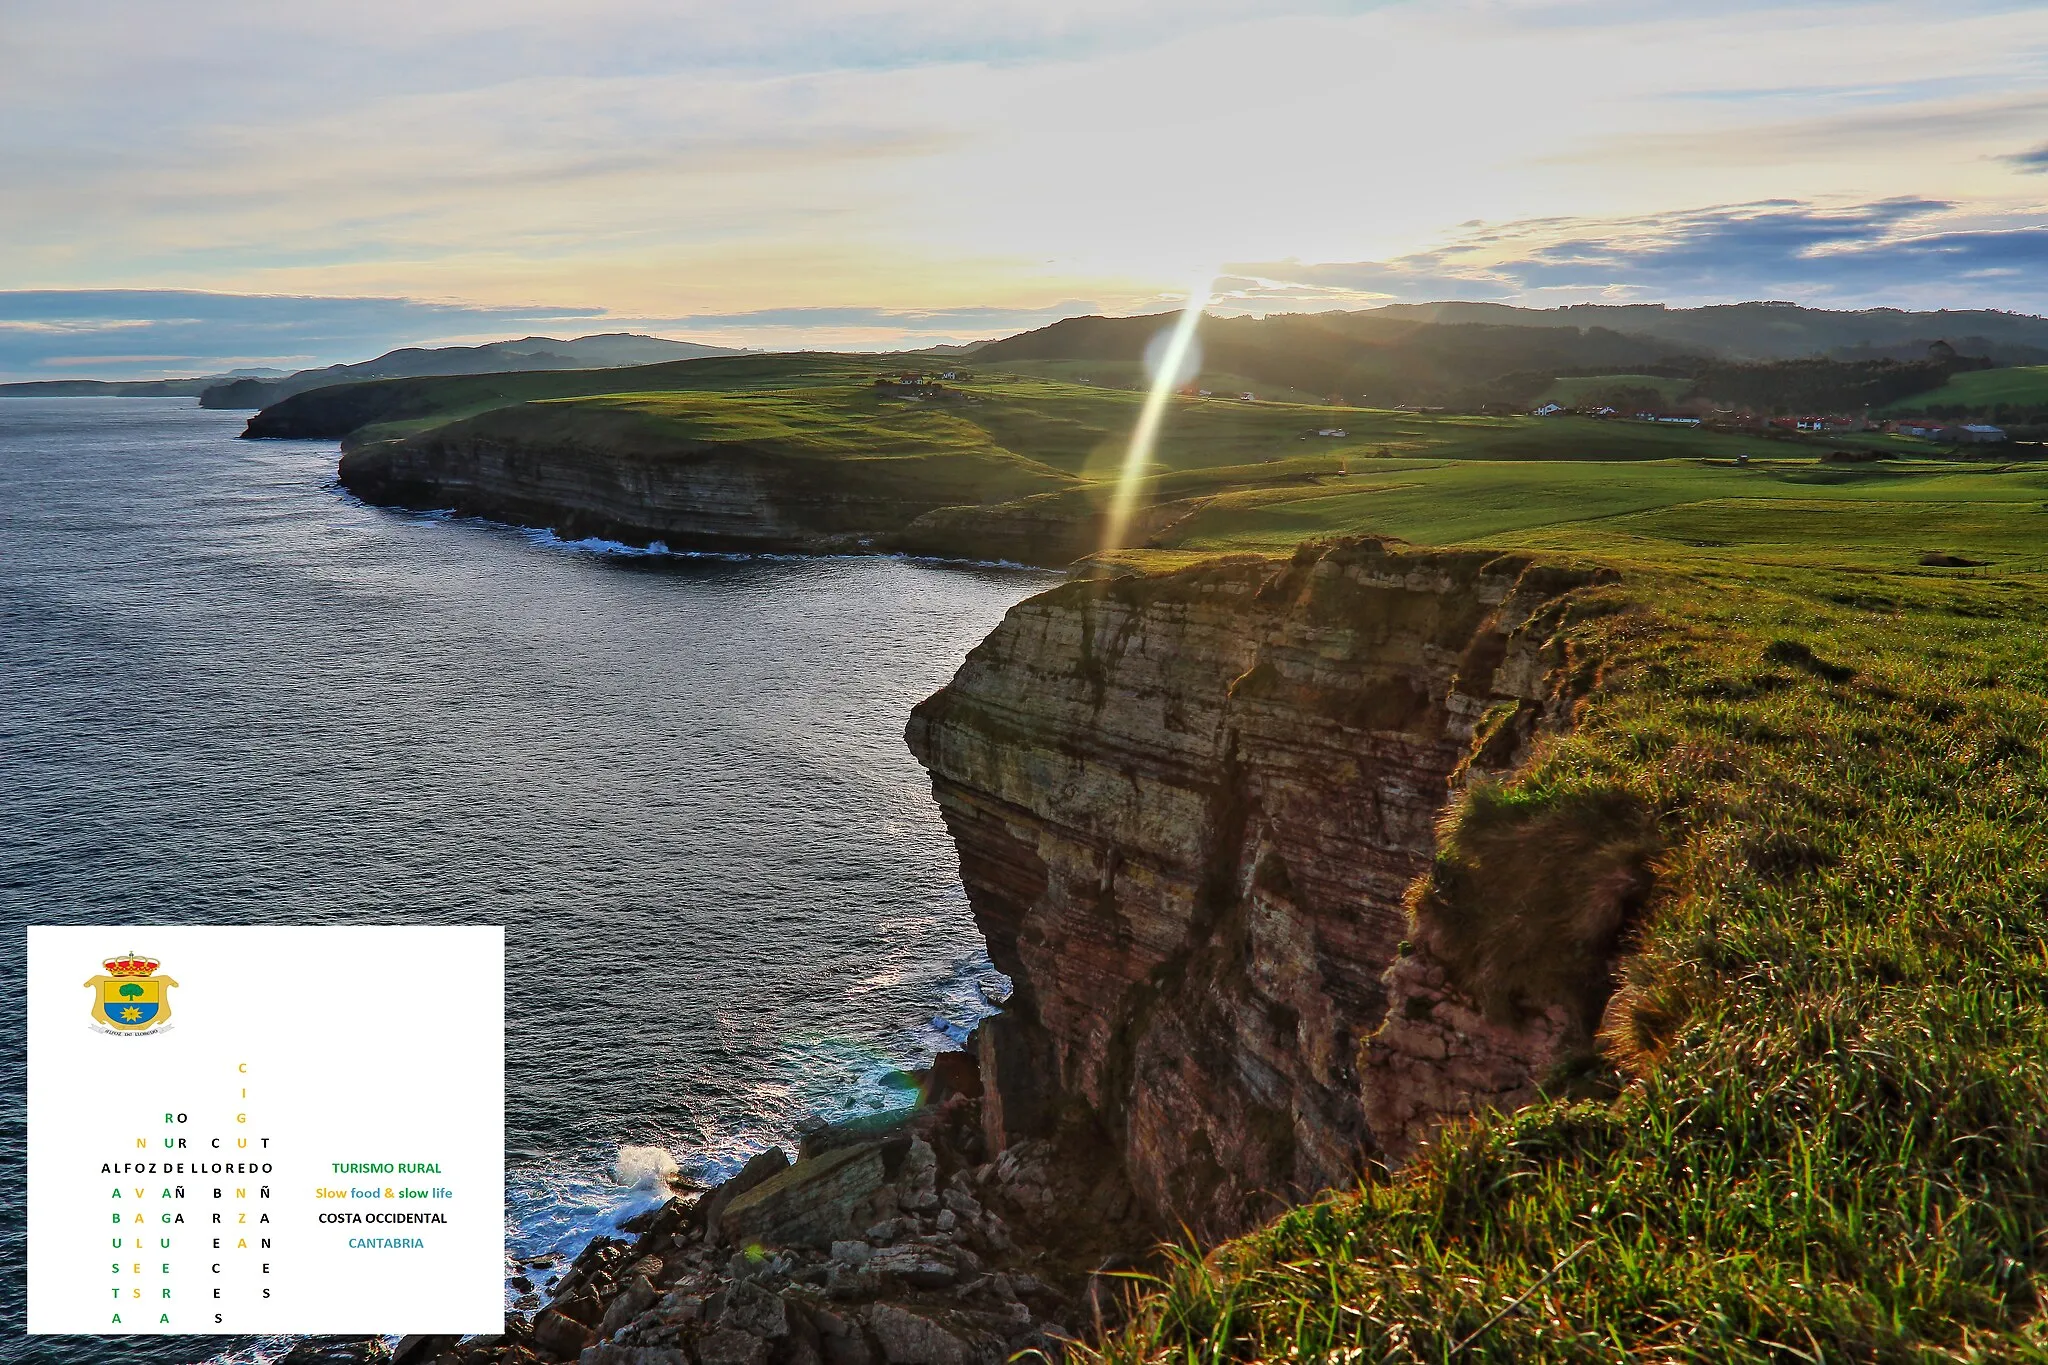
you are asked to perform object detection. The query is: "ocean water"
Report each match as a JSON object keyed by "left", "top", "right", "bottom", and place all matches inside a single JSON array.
[{"left": 0, "top": 399, "right": 1053, "bottom": 1364}]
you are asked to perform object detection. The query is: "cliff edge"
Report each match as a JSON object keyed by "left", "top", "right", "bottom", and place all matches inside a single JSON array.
[{"left": 907, "top": 537, "right": 1634, "bottom": 1237}]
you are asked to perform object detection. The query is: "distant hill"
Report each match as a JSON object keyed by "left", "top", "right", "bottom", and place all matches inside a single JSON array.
[
  {"left": 972, "top": 311, "right": 1689, "bottom": 407},
  {"left": 972, "top": 304, "right": 2048, "bottom": 411},
  {"left": 199, "top": 333, "right": 746, "bottom": 409},
  {"left": 1368, "top": 301, "right": 2048, "bottom": 365},
  {"left": 0, "top": 377, "right": 222, "bottom": 397}
]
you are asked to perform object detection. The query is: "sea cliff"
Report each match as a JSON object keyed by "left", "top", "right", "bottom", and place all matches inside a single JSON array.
[
  {"left": 906, "top": 537, "right": 1629, "bottom": 1236},
  {"left": 335, "top": 403, "right": 1073, "bottom": 559},
  {"left": 304, "top": 538, "right": 1646, "bottom": 1365}
]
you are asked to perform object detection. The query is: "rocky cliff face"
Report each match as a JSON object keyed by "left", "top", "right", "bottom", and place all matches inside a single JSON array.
[
  {"left": 907, "top": 538, "right": 1614, "bottom": 1236},
  {"left": 337, "top": 411, "right": 1066, "bottom": 558}
]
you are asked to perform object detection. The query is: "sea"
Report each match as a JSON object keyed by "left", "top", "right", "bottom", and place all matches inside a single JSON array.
[{"left": 0, "top": 398, "right": 1055, "bottom": 1364}]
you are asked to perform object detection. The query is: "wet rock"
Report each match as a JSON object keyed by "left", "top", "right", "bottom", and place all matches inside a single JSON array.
[{"left": 276, "top": 1341, "right": 393, "bottom": 1365}]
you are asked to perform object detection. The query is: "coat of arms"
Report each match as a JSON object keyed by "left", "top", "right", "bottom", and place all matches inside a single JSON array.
[{"left": 83, "top": 953, "right": 178, "bottom": 1033}]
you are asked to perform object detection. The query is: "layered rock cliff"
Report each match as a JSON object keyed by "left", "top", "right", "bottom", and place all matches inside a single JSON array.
[
  {"left": 336, "top": 405, "right": 1072, "bottom": 557},
  {"left": 907, "top": 538, "right": 1622, "bottom": 1236}
]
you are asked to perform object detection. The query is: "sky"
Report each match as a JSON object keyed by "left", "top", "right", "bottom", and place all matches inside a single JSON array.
[{"left": 3, "top": 0, "right": 2047, "bottom": 377}]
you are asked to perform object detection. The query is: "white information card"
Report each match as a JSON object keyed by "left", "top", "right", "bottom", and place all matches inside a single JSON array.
[{"left": 26, "top": 924, "right": 505, "bottom": 1336}]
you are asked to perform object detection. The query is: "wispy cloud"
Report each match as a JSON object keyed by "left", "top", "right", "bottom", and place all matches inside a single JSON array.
[
  {"left": 2005, "top": 142, "right": 2048, "bottom": 172},
  {"left": 0, "top": 291, "right": 1105, "bottom": 379},
  {"left": 1224, "top": 199, "right": 2048, "bottom": 312},
  {"left": 0, "top": 291, "right": 607, "bottom": 380}
]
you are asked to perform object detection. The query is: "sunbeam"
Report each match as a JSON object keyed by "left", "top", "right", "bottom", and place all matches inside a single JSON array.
[{"left": 1100, "top": 276, "right": 1212, "bottom": 556}]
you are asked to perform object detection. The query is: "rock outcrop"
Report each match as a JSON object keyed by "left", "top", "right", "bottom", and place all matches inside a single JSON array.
[
  {"left": 906, "top": 537, "right": 1614, "bottom": 1236},
  {"left": 399, "top": 1079, "right": 1142, "bottom": 1365}
]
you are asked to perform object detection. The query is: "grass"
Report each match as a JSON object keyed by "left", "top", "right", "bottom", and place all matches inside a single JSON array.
[
  {"left": 1880, "top": 365, "right": 2048, "bottom": 416},
  {"left": 1154, "top": 457, "right": 2048, "bottom": 569},
  {"left": 1080, "top": 450, "right": 2048, "bottom": 1360}
]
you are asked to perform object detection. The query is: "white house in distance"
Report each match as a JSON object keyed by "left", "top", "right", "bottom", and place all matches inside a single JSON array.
[
  {"left": 1532, "top": 402, "right": 1566, "bottom": 417},
  {"left": 1315, "top": 427, "right": 1348, "bottom": 438}
]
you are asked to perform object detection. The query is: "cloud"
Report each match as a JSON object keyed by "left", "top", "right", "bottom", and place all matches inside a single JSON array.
[
  {"left": 1224, "top": 199, "right": 2048, "bottom": 312},
  {"left": 634, "top": 301, "right": 1106, "bottom": 345},
  {"left": 0, "top": 291, "right": 608, "bottom": 380},
  {"left": 2005, "top": 142, "right": 2048, "bottom": 171},
  {"left": 0, "top": 290, "right": 1119, "bottom": 379}
]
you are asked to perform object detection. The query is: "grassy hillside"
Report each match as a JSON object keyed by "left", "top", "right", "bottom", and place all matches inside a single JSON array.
[
  {"left": 1375, "top": 299, "right": 2048, "bottom": 364},
  {"left": 291, "top": 364, "right": 1876, "bottom": 480},
  {"left": 1156, "top": 456, "right": 2048, "bottom": 568},
  {"left": 1881, "top": 364, "right": 2048, "bottom": 417},
  {"left": 247, "top": 351, "right": 912, "bottom": 441},
  {"left": 1082, "top": 459, "right": 2048, "bottom": 1361}
]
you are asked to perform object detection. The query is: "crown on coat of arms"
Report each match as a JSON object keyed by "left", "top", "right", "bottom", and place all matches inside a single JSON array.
[{"left": 104, "top": 954, "right": 159, "bottom": 978}]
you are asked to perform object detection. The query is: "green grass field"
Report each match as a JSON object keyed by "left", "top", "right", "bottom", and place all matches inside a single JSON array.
[
  {"left": 1879, "top": 364, "right": 2048, "bottom": 415},
  {"left": 1157, "top": 456, "right": 2048, "bottom": 572},
  {"left": 1091, "top": 466, "right": 2048, "bottom": 1363}
]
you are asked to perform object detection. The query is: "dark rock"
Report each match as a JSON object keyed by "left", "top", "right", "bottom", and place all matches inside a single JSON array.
[
  {"left": 720, "top": 1143, "right": 890, "bottom": 1250},
  {"left": 919, "top": 1052, "right": 983, "bottom": 1107},
  {"left": 391, "top": 1336, "right": 460, "bottom": 1365},
  {"left": 702, "top": 1149, "right": 793, "bottom": 1243},
  {"left": 804, "top": 1301, "right": 875, "bottom": 1365},
  {"left": 798, "top": 1110, "right": 919, "bottom": 1161},
  {"left": 585, "top": 1349, "right": 689, "bottom": 1365},
  {"left": 697, "top": 1327, "right": 769, "bottom": 1365},
  {"left": 867, "top": 1246, "right": 961, "bottom": 1290},
  {"left": 531, "top": 1306, "right": 598, "bottom": 1361},
  {"left": 864, "top": 1303, "right": 1003, "bottom": 1365},
  {"left": 599, "top": 1274, "right": 659, "bottom": 1337},
  {"left": 719, "top": 1281, "right": 791, "bottom": 1339}
]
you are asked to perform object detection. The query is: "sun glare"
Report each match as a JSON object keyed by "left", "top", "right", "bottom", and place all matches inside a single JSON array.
[{"left": 1101, "top": 276, "right": 1212, "bottom": 556}]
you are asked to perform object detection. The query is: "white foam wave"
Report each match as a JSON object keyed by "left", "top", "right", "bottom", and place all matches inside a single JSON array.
[{"left": 326, "top": 482, "right": 1056, "bottom": 573}]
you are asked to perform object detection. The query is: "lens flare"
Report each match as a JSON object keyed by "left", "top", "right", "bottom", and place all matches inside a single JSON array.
[{"left": 1101, "top": 277, "right": 1212, "bottom": 556}]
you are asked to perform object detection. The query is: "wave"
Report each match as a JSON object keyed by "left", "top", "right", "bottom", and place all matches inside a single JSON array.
[{"left": 323, "top": 481, "right": 1053, "bottom": 574}]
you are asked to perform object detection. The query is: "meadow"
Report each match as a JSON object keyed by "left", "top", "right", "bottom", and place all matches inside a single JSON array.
[{"left": 1880, "top": 364, "right": 2048, "bottom": 416}]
